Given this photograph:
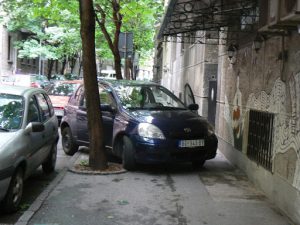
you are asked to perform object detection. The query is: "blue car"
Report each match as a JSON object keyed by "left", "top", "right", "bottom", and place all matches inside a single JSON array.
[{"left": 60, "top": 80, "right": 218, "bottom": 170}]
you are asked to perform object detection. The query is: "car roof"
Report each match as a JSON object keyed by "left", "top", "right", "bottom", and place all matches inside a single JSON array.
[
  {"left": 54, "top": 80, "right": 83, "bottom": 84},
  {"left": 0, "top": 84, "right": 44, "bottom": 97},
  {"left": 100, "top": 79, "right": 157, "bottom": 87}
]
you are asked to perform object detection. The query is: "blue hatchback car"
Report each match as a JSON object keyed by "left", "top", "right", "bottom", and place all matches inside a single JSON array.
[{"left": 60, "top": 80, "right": 218, "bottom": 170}]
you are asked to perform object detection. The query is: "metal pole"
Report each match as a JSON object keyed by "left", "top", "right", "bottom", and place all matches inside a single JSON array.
[{"left": 124, "top": 32, "right": 127, "bottom": 79}]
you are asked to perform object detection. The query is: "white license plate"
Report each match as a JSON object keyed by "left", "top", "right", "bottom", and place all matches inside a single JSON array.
[
  {"left": 54, "top": 109, "right": 64, "bottom": 117},
  {"left": 179, "top": 139, "right": 205, "bottom": 148}
]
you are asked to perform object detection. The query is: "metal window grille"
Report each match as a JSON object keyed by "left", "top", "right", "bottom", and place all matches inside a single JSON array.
[{"left": 247, "top": 110, "right": 274, "bottom": 171}]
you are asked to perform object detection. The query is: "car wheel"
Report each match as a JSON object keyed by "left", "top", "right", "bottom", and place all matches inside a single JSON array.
[
  {"left": 2, "top": 167, "right": 24, "bottom": 213},
  {"left": 61, "top": 127, "right": 78, "bottom": 156},
  {"left": 192, "top": 159, "right": 206, "bottom": 169},
  {"left": 122, "top": 136, "right": 136, "bottom": 171},
  {"left": 42, "top": 144, "right": 57, "bottom": 174}
]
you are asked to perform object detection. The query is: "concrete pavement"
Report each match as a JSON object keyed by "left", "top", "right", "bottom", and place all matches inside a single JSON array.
[{"left": 16, "top": 151, "right": 295, "bottom": 225}]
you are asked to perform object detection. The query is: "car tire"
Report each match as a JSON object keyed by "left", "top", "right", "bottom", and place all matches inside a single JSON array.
[
  {"left": 122, "top": 136, "right": 136, "bottom": 171},
  {"left": 192, "top": 159, "right": 206, "bottom": 169},
  {"left": 61, "top": 127, "right": 78, "bottom": 156},
  {"left": 1, "top": 167, "right": 24, "bottom": 213},
  {"left": 42, "top": 144, "right": 57, "bottom": 174}
]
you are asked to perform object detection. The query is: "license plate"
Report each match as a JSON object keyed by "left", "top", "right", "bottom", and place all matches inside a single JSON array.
[
  {"left": 54, "top": 109, "right": 64, "bottom": 117},
  {"left": 179, "top": 139, "right": 205, "bottom": 148}
]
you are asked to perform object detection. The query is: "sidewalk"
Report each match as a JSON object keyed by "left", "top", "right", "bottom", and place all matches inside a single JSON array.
[{"left": 16, "top": 151, "right": 295, "bottom": 225}]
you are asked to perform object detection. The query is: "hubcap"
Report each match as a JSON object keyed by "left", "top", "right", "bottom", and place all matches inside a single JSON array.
[
  {"left": 52, "top": 146, "right": 57, "bottom": 164},
  {"left": 12, "top": 172, "right": 23, "bottom": 205},
  {"left": 63, "top": 133, "right": 70, "bottom": 149}
]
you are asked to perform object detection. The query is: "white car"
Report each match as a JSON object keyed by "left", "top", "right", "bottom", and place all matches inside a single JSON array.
[{"left": 0, "top": 85, "right": 59, "bottom": 213}]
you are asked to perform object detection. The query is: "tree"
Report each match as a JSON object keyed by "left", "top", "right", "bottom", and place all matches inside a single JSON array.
[
  {"left": 95, "top": 0, "right": 123, "bottom": 79},
  {"left": 0, "top": 0, "right": 82, "bottom": 78},
  {"left": 94, "top": 0, "right": 163, "bottom": 80},
  {"left": 79, "top": 0, "right": 107, "bottom": 170}
]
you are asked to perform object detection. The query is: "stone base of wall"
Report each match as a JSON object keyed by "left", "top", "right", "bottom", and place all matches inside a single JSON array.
[{"left": 218, "top": 137, "right": 300, "bottom": 224}]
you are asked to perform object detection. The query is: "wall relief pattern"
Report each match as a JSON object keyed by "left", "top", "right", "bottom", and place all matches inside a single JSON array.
[
  {"left": 246, "top": 75, "right": 300, "bottom": 189},
  {"left": 223, "top": 73, "right": 300, "bottom": 189},
  {"left": 223, "top": 77, "right": 244, "bottom": 151}
]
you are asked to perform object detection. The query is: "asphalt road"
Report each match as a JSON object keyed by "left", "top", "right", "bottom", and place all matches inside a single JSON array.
[
  {"left": 0, "top": 129, "right": 72, "bottom": 224},
  {"left": 28, "top": 152, "right": 292, "bottom": 225}
]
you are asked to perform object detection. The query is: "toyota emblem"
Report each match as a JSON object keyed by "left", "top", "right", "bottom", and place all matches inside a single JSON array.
[{"left": 184, "top": 128, "right": 191, "bottom": 133}]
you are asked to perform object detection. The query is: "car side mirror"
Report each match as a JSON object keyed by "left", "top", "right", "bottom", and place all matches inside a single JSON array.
[
  {"left": 24, "top": 122, "right": 45, "bottom": 134},
  {"left": 100, "top": 104, "right": 115, "bottom": 113},
  {"left": 79, "top": 105, "right": 87, "bottom": 111},
  {"left": 188, "top": 103, "right": 199, "bottom": 111}
]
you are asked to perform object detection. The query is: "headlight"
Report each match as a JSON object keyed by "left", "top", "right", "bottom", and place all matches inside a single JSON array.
[
  {"left": 207, "top": 123, "right": 215, "bottom": 136},
  {"left": 138, "top": 123, "right": 165, "bottom": 140}
]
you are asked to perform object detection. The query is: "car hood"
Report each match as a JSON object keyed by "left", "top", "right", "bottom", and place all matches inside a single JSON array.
[
  {"left": 0, "top": 132, "right": 19, "bottom": 151},
  {"left": 128, "top": 109, "right": 209, "bottom": 137},
  {"left": 49, "top": 95, "right": 70, "bottom": 108}
]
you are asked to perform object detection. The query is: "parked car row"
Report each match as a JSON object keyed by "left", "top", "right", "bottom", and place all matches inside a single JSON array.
[{"left": 0, "top": 78, "right": 218, "bottom": 213}]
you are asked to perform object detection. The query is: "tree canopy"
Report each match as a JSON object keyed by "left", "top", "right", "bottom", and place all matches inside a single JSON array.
[{"left": 0, "top": 0, "right": 164, "bottom": 73}]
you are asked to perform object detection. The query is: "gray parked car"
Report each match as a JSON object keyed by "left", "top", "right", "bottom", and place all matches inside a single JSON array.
[{"left": 0, "top": 85, "right": 59, "bottom": 213}]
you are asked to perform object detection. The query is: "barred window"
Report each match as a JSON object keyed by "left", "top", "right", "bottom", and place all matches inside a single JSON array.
[{"left": 247, "top": 110, "right": 274, "bottom": 171}]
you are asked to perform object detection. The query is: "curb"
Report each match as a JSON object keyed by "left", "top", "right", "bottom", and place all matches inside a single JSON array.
[
  {"left": 68, "top": 152, "right": 127, "bottom": 175},
  {"left": 14, "top": 151, "right": 81, "bottom": 225}
]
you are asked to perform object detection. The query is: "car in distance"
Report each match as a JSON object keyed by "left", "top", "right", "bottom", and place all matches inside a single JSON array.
[
  {"left": 60, "top": 80, "right": 218, "bottom": 170},
  {"left": 47, "top": 80, "right": 82, "bottom": 123},
  {"left": 97, "top": 69, "right": 116, "bottom": 80},
  {"left": 0, "top": 85, "right": 59, "bottom": 213},
  {"left": 0, "top": 74, "right": 52, "bottom": 91}
]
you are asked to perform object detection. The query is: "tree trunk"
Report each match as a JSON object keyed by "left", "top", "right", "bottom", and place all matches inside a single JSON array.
[
  {"left": 47, "top": 59, "right": 54, "bottom": 79},
  {"left": 95, "top": 1, "right": 123, "bottom": 79},
  {"left": 60, "top": 57, "right": 67, "bottom": 74},
  {"left": 114, "top": 52, "right": 122, "bottom": 79},
  {"left": 79, "top": 0, "right": 107, "bottom": 170}
]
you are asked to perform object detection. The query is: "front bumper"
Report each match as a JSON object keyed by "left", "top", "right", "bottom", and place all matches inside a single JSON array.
[{"left": 131, "top": 134, "right": 218, "bottom": 164}]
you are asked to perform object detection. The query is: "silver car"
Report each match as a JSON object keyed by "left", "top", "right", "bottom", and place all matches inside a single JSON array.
[{"left": 0, "top": 85, "right": 59, "bottom": 213}]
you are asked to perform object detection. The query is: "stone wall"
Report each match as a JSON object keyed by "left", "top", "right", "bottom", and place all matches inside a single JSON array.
[
  {"left": 159, "top": 28, "right": 300, "bottom": 223},
  {"left": 216, "top": 31, "right": 300, "bottom": 223}
]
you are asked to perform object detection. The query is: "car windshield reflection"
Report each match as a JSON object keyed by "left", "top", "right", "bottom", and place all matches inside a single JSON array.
[
  {"left": 113, "top": 85, "right": 186, "bottom": 110},
  {"left": 48, "top": 83, "right": 80, "bottom": 96},
  {"left": 0, "top": 94, "right": 24, "bottom": 130}
]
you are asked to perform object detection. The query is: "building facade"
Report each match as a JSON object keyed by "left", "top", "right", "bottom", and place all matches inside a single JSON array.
[{"left": 156, "top": 0, "right": 300, "bottom": 223}]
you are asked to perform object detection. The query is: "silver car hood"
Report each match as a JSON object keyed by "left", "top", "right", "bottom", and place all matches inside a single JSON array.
[{"left": 0, "top": 131, "right": 19, "bottom": 152}]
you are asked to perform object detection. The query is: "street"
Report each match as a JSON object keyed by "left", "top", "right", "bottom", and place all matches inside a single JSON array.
[
  {"left": 28, "top": 152, "right": 292, "bottom": 225},
  {"left": 0, "top": 130, "right": 72, "bottom": 224},
  {"left": 0, "top": 137, "right": 293, "bottom": 225}
]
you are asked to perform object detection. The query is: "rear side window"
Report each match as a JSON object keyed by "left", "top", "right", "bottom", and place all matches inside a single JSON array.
[
  {"left": 69, "top": 86, "right": 83, "bottom": 106},
  {"left": 27, "top": 97, "right": 40, "bottom": 124},
  {"left": 36, "top": 93, "right": 51, "bottom": 122},
  {"left": 44, "top": 94, "right": 54, "bottom": 116}
]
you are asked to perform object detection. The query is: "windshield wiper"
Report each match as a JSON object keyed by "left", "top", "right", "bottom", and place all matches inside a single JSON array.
[
  {"left": 0, "top": 127, "right": 9, "bottom": 132},
  {"left": 150, "top": 106, "right": 187, "bottom": 110}
]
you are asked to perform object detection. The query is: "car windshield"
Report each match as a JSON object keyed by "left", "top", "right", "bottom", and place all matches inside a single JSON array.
[
  {"left": 113, "top": 84, "right": 186, "bottom": 110},
  {"left": 0, "top": 94, "right": 24, "bottom": 130},
  {"left": 48, "top": 83, "right": 80, "bottom": 96}
]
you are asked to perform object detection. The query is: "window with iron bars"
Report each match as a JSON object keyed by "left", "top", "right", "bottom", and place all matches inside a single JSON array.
[{"left": 247, "top": 109, "right": 274, "bottom": 171}]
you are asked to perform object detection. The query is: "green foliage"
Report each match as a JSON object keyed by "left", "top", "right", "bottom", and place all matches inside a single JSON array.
[
  {"left": 0, "top": 0, "right": 81, "bottom": 61},
  {"left": 1, "top": 0, "right": 164, "bottom": 65},
  {"left": 94, "top": 0, "right": 163, "bottom": 60},
  {"left": 121, "top": 0, "right": 163, "bottom": 53}
]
